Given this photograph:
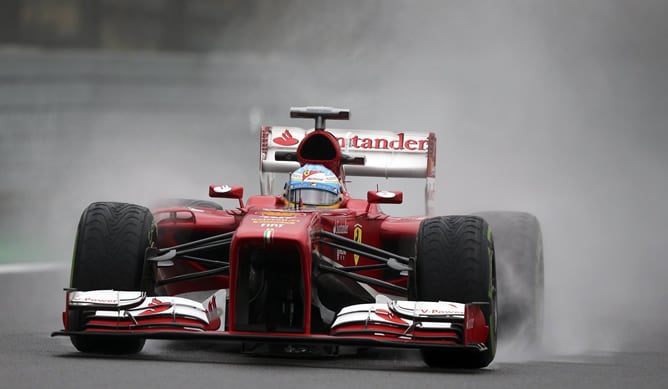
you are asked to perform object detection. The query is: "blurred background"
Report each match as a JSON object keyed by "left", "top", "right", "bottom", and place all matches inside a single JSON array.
[{"left": 1, "top": 0, "right": 667, "bottom": 357}]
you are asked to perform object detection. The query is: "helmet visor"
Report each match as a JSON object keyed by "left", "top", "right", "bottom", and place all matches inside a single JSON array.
[{"left": 288, "top": 188, "right": 339, "bottom": 207}]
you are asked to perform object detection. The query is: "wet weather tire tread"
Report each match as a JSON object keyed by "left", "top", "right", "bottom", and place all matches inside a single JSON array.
[
  {"left": 69, "top": 202, "right": 154, "bottom": 354},
  {"left": 413, "top": 216, "right": 496, "bottom": 369}
]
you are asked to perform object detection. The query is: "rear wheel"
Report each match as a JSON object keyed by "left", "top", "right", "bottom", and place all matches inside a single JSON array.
[
  {"left": 69, "top": 202, "right": 155, "bottom": 354},
  {"left": 412, "top": 216, "right": 497, "bottom": 368},
  {"left": 474, "top": 211, "right": 543, "bottom": 349}
]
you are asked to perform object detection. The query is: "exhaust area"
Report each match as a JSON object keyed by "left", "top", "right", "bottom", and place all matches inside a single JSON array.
[{"left": 1, "top": 0, "right": 667, "bottom": 359}]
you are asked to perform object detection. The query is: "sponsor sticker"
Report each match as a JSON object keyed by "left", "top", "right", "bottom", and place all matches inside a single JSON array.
[
  {"left": 252, "top": 212, "right": 300, "bottom": 226},
  {"left": 338, "top": 133, "right": 429, "bottom": 152},
  {"left": 272, "top": 129, "right": 300, "bottom": 146},
  {"left": 269, "top": 128, "right": 430, "bottom": 152},
  {"left": 333, "top": 220, "right": 348, "bottom": 234}
]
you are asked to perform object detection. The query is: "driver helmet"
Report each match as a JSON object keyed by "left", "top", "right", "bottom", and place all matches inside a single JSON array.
[{"left": 284, "top": 164, "right": 342, "bottom": 208}]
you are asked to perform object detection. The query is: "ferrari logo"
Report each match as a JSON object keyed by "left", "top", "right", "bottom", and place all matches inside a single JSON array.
[{"left": 353, "top": 224, "right": 363, "bottom": 265}]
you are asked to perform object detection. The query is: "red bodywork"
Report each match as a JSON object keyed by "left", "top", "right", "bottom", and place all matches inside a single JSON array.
[
  {"left": 154, "top": 194, "right": 421, "bottom": 334},
  {"left": 152, "top": 127, "right": 423, "bottom": 335}
]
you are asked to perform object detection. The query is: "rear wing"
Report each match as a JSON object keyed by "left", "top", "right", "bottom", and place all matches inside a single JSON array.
[{"left": 259, "top": 127, "right": 437, "bottom": 215}]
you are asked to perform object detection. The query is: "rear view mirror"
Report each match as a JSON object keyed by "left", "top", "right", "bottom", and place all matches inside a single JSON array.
[
  {"left": 209, "top": 185, "right": 244, "bottom": 207},
  {"left": 367, "top": 190, "right": 403, "bottom": 204}
]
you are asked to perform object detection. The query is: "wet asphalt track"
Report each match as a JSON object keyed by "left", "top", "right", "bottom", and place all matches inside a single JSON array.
[{"left": 0, "top": 268, "right": 666, "bottom": 389}]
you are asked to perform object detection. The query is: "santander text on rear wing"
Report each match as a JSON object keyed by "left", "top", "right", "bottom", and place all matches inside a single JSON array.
[{"left": 260, "top": 127, "right": 437, "bottom": 214}]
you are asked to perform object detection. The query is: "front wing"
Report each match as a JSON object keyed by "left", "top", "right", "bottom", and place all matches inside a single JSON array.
[{"left": 53, "top": 290, "right": 489, "bottom": 353}]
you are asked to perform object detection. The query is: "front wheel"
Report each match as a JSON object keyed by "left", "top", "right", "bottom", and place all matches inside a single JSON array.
[
  {"left": 69, "top": 202, "right": 155, "bottom": 354},
  {"left": 412, "top": 216, "right": 497, "bottom": 368}
]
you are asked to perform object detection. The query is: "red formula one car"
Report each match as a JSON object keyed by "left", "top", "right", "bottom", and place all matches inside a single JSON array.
[{"left": 53, "top": 107, "right": 544, "bottom": 369}]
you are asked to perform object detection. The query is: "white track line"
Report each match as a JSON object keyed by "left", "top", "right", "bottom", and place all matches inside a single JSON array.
[{"left": 0, "top": 262, "right": 68, "bottom": 274}]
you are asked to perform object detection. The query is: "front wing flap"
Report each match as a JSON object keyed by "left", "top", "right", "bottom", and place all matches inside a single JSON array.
[
  {"left": 62, "top": 289, "right": 226, "bottom": 332},
  {"left": 54, "top": 290, "right": 488, "bottom": 352}
]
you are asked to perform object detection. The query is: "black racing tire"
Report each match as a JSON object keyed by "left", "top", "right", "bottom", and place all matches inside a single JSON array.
[
  {"left": 412, "top": 216, "right": 497, "bottom": 369},
  {"left": 69, "top": 202, "right": 155, "bottom": 354},
  {"left": 474, "top": 211, "right": 544, "bottom": 350}
]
